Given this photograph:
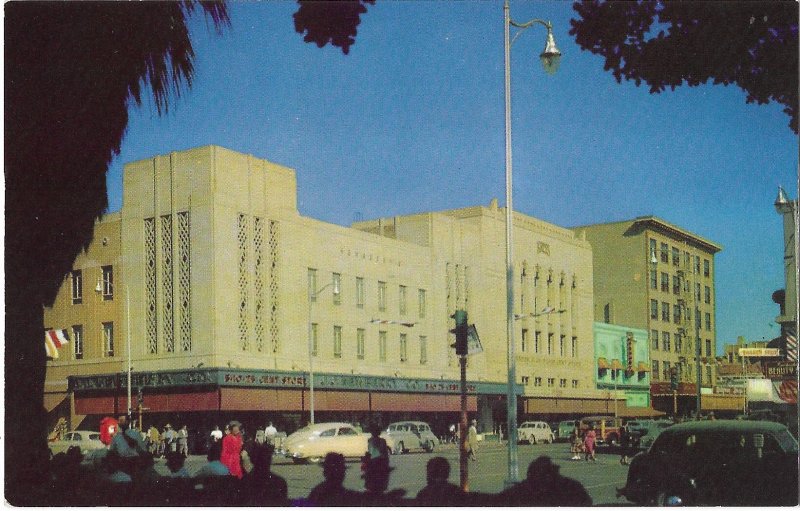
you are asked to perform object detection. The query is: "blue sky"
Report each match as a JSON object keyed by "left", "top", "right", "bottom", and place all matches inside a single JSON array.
[{"left": 105, "top": 1, "right": 798, "bottom": 353}]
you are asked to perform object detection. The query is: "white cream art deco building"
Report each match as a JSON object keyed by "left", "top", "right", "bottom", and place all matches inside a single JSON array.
[{"left": 44, "top": 145, "right": 614, "bottom": 437}]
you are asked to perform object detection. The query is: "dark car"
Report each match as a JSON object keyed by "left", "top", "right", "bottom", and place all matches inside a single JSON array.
[{"left": 618, "top": 420, "right": 798, "bottom": 506}]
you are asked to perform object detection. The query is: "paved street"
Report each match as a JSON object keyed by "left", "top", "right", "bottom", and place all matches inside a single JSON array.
[{"left": 155, "top": 441, "right": 631, "bottom": 505}]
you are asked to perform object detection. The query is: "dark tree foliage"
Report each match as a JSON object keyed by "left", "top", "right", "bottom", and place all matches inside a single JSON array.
[
  {"left": 570, "top": 0, "right": 799, "bottom": 133},
  {"left": 294, "top": 0, "right": 375, "bottom": 54},
  {"left": 4, "top": 1, "right": 228, "bottom": 503}
]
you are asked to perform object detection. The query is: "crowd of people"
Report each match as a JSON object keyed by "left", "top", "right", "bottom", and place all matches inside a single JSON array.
[{"left": 41, "top": 416, "right": 594, "bottom": 506}]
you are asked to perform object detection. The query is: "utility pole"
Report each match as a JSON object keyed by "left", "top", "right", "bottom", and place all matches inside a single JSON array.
[{"left": 451, "top": 310, "right": 469, "bottom": 492}]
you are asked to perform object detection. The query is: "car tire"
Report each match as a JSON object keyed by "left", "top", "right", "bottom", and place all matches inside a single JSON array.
[
  {"left": 423, "top": 440, "right": 435, "bottom": 453},
  {"left": 397, "top": 442, "right": 405, "bottom": 454},
  {"left": 531, "top": 435, "right": 537, "bottom": 445}
]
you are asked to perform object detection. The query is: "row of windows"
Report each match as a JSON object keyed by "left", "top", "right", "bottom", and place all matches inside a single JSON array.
[
  {"left": 652, "top": 359, "right": 714, "bottom": 384},
  {"left": 308, "top": 270, "right": 426, "bottom": 318},
  {"left": 310, "top": 324, "right": 428, "bottom": 364},
  {"left": 650, "top": 239, "right": 712, "bottom": 278},
  {"left": 48, "top": 323, "right": 114, "bottom": 360},
  {"left": 650, "top": 272, "right": 713, "bottom": 304},
  {"left": 520, "top": 329, "right": 579, "bottom": 357},
  {"left": 521, "top": 376, "right": 580, "bottom": 389},
  {"left": 651, "top": 330, "right": 714, "bottom": 356},
  {"left": 650, "top": 300, "right": 713, "bottom": 330},
  {"left": 71, "top": 267, "right": 114, "bottom": 304}
]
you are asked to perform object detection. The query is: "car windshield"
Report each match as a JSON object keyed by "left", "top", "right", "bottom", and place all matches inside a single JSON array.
[
  {"left": 89, "top": 434, "right": 100, "bottom": 440},
  {"left": 774, "top": 429, "right": 799, "bottom": 453}
]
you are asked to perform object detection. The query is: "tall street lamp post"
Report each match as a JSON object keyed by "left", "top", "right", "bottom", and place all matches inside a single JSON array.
[
  {"left": 308, "top": 279, "right": 340, "bottom": 425},
  {"left": 503, "top": 0, "right": 561, "bottom": 486}
]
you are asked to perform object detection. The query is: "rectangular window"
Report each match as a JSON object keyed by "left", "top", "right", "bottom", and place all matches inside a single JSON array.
[
  {"left": 661, "top": 302, "right": 670, "bottom": 322},
  {"left": 72, "top": 325, "right": 83, "bottom": 360},
  {"left": 650, "top": 270, "right": 657, "bottom": 290},
  {"left": 399, "top": 285, "right": 407, "bottom": 316},
  {"left": 704, "top": 286, "right": 711, "bottom": 304},
  {"left": 560, "top": 334, "right": 565, "bottom": 357},
  {"left": 101, "top": 265, "right": 114, "bottom": 300},
  {"left": 705, "top": 339, "right": 712, "bottom": 357},
  {"left": 311, "top": 323, "right": 319, "bottom": 357},
  {"left": 71, "top": 270, "right": 83, "bottom": 304},
  {"left": 534, "top": 377, "right": 542, "bottom": 387},
  {"left": 547, "top": 333, "right": 553, "bottom": 355},
  {"left": 356, "top": 277, "right": 365, "bottom": 308},
  {"left": 649, "top": 239, "right": 657, "bottom": 261},
  {"left": 663, "top": 331, "right": 671, "bottom": 352},
  {"left": 420, "top": 336, "right": 427, "bottom": 365},
  {"left": 705, "top": 312, "right": 711, "bottom": 331},
  {"left": 559, "top": 378, "right": 567, "bottom": 388},
  {"left": 650, "top": 300, "right": 659, "bottom": 320},
  {"left": 535, "top": 331, "right": 541, "bottom": 353},
  {"left": 675, "top": 333, "right": 682, "bottom": 353},
  {"left": 672, "top": 247, "right": 680, "bottom": 266},
  {"left": 308, "top": 268, "right": 318, "bottom": 302},
  {"left": 418, "top": 289, "right": 427, "bottom": 318},
  {"left": 332, "top": 273, "right": 342, "bottom": 305},
  {"left": 694, "top": 256, "right": 701, "bottom": 275},
  {"left": 661, "top": 272, "right": 669, "bottom": 292},
  {"left": 103, "top": 322, "right": 114, "bottom": 357},
  {"left": 356, "top": 328, "right": 365, "bottom": 360},
  {"left": 571, "top": 336, "right": 577, "bottom": 358},
  {"left": 547, "top": 378, "right": 555, "bottom": 387},
  {"left": 333, "top": 326, "right": 342, "bottom": 358},
  {"left": 703, "top": 259, "right": 710, "bottom": 277},
  {"left": 695, "top": 282, "right": 701, "bottom": 301},
  {"left": 663, "top": 361, "right": 671, "bottom": 381},
  {"left": 379, "top": 331, "right": 387, "bottom": 362},
  {"left": 672, "top": 275, "right": 680, "bottom": 295},
  {"left": 399, "top": 333, "right": 408, "bottom": 362},
  {"left": 652, "top": 360, "right": 659, "bottom": 378},
  {"left": 521, "top": 329, "right": 528, "bottom": 352},
  {"left": 378, "top": 281, "right": 387, "bottom": 312},
  {"left": 674, "top": 305, "right": 681, "bottom": 324},
  {"left": 521, "top": 376, "right": 530, "bottom": 385},
  {"left": 660, "top": 242, "right": 669, "bottom": 263},
  {"left": 651, "top": 330, "right": 659, "bottom": 350},
  {"left": 572, "top": 379, "right": 579, "bottom": 389}
]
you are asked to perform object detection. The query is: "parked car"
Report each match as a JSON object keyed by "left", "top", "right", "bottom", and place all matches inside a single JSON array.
[
  {"left": 635, "top": 419, "right": 674, "bottom": 450},
  {"left": 518, "top": 421, "right": 554, "bottom": 444},
  {"left": 618, "top": 420, "right": 798, "bottom": 506},
  {"left": 385, "top": 421, "right": 438, "bottom": 454},
  {"left": 557, "top": 420, "right": 580, "bottom": 442},
  {"left": 280, "top": 422, "right": 394, "bottom": 464},
  {"left": 580, "top": 416, "right": 624, "bottom": 445},
  {"left": 48, "top": 430, "right": 105, "bottom": 457}
]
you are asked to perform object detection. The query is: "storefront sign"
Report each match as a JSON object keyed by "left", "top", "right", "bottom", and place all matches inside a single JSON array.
[
  {"left": 738, "top": 347, "right": 780, "bottom": 357},
  {"left": 764, "top": 363, "right": 797, "bottom": 380}
]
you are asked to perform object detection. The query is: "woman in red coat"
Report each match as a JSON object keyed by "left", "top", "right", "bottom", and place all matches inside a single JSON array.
[{"left": 220, "top": 421, "right": 244, "bottom": 478}]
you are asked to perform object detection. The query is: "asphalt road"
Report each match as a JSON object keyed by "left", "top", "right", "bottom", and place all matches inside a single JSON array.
[{"left": 157, "top": 441, "right": 632, "bottom": 505}]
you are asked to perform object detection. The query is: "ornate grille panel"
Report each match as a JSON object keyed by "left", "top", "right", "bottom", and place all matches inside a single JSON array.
[
  {"left": 144, "top": 218, "right": 158, "bottom": 354},
  {"left": 161, "top": 215, "right": 175, "bottom": 352},
  {"left": 253, "top": 217, "right": 265, "bottom": 352},
  {"left": 268, "top": 220, "right": 280, "bottom": 353},
  {"left": 238, "top": 214, "right": 249, "bottom": 351},
  {"left": 178, "top": 211, "right": 192, "bottom": 352}
]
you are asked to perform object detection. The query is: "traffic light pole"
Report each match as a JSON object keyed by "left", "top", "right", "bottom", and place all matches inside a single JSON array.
[{"left": 459, "top": 354, "right": 468, "bottom": 492}]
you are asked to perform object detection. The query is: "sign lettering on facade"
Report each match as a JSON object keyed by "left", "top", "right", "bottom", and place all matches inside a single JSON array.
[
  {"left": 738, "top": 347, "right": 781, "bottom": 357},
  {"left": 765, "top": 363, "right": 797, "bottom": 380}
]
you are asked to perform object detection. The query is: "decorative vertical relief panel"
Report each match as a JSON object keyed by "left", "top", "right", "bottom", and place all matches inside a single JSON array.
[
  {"left": 161, "top": 215, "right": 174, "bottom": 352},
  {"left": 268, "top": 221, "right": 280, "bottom": 353},
  {"left": 238, "top": 214, "right": 249, "bottom": 351},
  {"left": 463, "top": 266, "right": 470, "bottom": 310},
  {"left": 144, "top": 218, "right": 158, "bottom": 354},
  {"left": 445, "top": 263, "right": 455, "bottom": 367},
  {"left": 177, "top": 212, "right": 192, "bottom": 352},
  {"left": 455, "top": 264, "right": 463, "bottom": 309},
  {"left": 253, "top": 217, "right": 265, "bottom": 352}
]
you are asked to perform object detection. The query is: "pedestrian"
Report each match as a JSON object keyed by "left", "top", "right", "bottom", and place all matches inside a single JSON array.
[
  {"left": 570, "top": 424, "right": 583, "bottom": 460},
  {"left": 177, "top": 425, "right": 189, "bottom": 456},
  {"left": 241, "top": 444, "right": 288, "bottom": 506},
  {"left": 467, "top": 419, "right": 478, "bottom": 461},
  {"left": 449, "top": 423, "right": 457, "bottom": 444},
  {"left": 264, "top": 421, "right": 278, "bottom": 446},
  {"left": 366, "top": 422, "right": 390, "bottom": 460},
  {"left": 193, "top": 442, "right": 231, "bottom": 478},
  {"left": 584, "top": 424, "right": 597, "bottom": 462},
  {"left": 415, "top": 456, "right": 464, "bottom": 505},
  {"left": 220, "top": 420, "right": 244, "bottom": 478},
  {"left": 255, "top": 425, "right": 266, "bottom": 445},
  {"left": 307, "top": 452, "right": 360, "bottom": 506},
  {"left": 147, "top": 425, "right": 160, "bottom": 455},
  {"left": 496, "top": 456, "right": 593, "bottom": 506},
  {"left": 619, "top": 424, "right": 630, "bottom": 465},
  {"left": 164, "top": 451, "right": 191, "bottom": 478},
  {"left": 163, "top": 424, "right": 177, "bottom": 453}
]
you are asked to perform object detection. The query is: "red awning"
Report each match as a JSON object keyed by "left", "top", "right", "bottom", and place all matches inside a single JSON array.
[{"left": 597, "top": 357, "right": 610, "bottom": 369}]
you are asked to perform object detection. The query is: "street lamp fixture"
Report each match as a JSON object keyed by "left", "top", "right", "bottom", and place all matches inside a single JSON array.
[
  {"left": 514, "top": 307, "right": 566, "bottom": 320},
  {"left": 307, "top": 279, "right": 340, "bottom": 425},
  {"left": 503, "top": 0, "right": 561, "bottom": 487}
]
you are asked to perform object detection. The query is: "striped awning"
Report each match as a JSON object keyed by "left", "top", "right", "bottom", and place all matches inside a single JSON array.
[
  {"left": 610, "top": 359, "right": 623, "bottom": 371},
  {"left": 636, "top": 361, "right": 650, "bottom": 372},
  {"left": 597, "top": 357, "right": 610, "bottom": 370}
]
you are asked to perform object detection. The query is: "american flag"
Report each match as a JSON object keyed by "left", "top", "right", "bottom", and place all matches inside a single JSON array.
[{"left": 786, "top": 328, "right": 797, "bottom": 363}]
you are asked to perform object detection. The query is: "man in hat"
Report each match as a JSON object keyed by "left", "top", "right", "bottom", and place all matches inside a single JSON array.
[
  {"left": 307, "top": 452, "right": 360, "bottom": 506},
  {"left": 163, "top": 423, "right": 177, "bottom": 453},
  {"left": 220, "top": 420, "right": 243, "bottom": 478},
  {"left": 467, "top": 419, "right": 478, "bottom": 461}
]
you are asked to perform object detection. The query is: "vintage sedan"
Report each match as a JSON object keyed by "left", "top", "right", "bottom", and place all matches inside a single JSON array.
[
  {"left": 385, "top": 421, "right": 439, "bottom": 453},
  {"left": 618, "top": 420, "right": 798, "bottom": 506},
  {"left": 281, "top": 422, "right": 395, "bottom": 464},
  {"left": 518, "top": 421, "right": 554, "bottom": 444},
  {"left": 48, "top": 430, "right": 105, "bottom": 457}
]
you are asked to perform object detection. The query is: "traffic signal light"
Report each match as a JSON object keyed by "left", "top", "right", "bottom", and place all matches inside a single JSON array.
[
  {"left": 669, "top": 367, "right": 678, "bottom": 391},
  {"left": 450, "top": 310, "right": 468, "bottom": 356}
]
